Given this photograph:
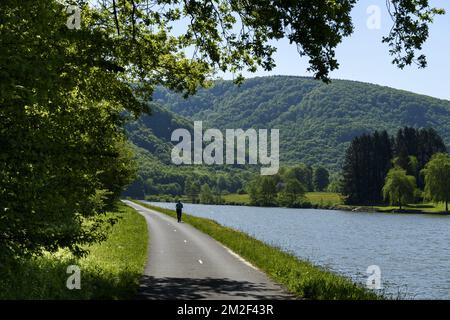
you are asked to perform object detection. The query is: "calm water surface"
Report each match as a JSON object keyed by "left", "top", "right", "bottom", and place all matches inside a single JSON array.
[{"left": 144, "top": 201, "right": 450, "bottom": 299}]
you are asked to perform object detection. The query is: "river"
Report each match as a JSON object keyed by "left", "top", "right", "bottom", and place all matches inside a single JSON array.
[{"left": 144, "top": 201, "right": 450, "bottom": 299}]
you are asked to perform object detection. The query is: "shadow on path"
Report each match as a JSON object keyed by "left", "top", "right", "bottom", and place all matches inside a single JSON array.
[{"left": 136, "top": 276, "right": 291, "bottom": 300}]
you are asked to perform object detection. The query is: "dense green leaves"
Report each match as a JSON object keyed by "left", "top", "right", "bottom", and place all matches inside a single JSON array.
[
  {"left": 246, "top": 165, "right": 313, "bottom": 207},
  {"left": 382, "top": 167, "right": 416, "bottom": 210},
  {"left": 383, "top": 0, "right": 445, "bottom": 69},
  {"left": 0, "top": 0, "right": 144, "bottom": 259},
  {"left": 422, "top": 153, "right": 450, "bottom": 212},
  {"left": 342, "top": 127, "right": 446, "bottom": 206},
  {"left": 123, "top": 105, "right": 254, "bottom": 198},
  {"left": 277, "top": 178, "right": 306, "bottom": 207},
  {"left": 247, "top": 176, "right": 278, "bottom": 206},
  {"left": 199, "top": 183, "right": 216, "bottom": 204},
  {"left": 394, "top": 127, "right": 447, "bottom": 187},
  {"left": 342, "top": 131, "right": 393, "bottom": 205},
  {"left": 313, "top": 166, "right": 330, "bottom": 192}
]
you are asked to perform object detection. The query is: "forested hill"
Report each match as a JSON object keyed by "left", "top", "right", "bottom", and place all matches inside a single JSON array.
[
  {"left": 124, "top": 104, "right": 255, "bottom": 198},
  {"left": 151, "top": 76, "right": 450, "bottom": 170},
  {"left": 125, "top": 104, "right": 193, "bottom": 164}
]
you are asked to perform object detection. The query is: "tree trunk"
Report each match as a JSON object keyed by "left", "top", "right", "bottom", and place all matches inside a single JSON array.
[{"left": 446, "top": 200, "right": 448, "bottom": 213}]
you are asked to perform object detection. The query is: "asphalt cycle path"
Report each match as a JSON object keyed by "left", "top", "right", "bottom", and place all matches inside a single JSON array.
[{"left": 124, "top": 200, "right": 293, "bottom": 300}]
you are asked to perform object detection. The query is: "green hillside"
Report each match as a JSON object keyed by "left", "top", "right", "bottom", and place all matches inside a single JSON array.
[
  {"left": 152, "top": 76, "right": 450, "bottom": 170},
  {"left": 125, "top": 104, "right": 193, "bottom": 165},
  {"left": 124, "top": 105, "right": 254, "bottom": 198}
]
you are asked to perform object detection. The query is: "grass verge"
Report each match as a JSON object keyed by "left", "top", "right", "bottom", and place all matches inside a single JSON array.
[
  {"left": 0, "top": 203, "right": 148, "bottom": 299},
  {"left": 134, "top": 200, "right": 381, "bottom": 300},
  {"left": 371, "top": 202, "right": 447, "bottom": 214},
  {"left": 223, "top": 193, "right": 448, "bottom": 214}
]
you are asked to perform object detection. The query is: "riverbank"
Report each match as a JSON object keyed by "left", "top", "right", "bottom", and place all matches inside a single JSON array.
[
  {"left": 134, "top": 200, "right": 381, "bottom": 300},
  {"left": 221, "top": 193, "right": 449, "bottom": 215},
  {"left": 0, "top": 203, "right": 148, "bottom": 299}
]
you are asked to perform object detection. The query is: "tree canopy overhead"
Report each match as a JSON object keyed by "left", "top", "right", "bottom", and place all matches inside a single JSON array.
[
  {"left": 68, "top": 0, "right": 445, "bottom": 84},
  {"left": 5, "top": 0, "right": 441, "bottom": 95}
]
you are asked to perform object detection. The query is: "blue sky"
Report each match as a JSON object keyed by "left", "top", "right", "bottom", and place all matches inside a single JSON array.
[{"left": 219, "top": 0, "right": 450, "bottom": 101}]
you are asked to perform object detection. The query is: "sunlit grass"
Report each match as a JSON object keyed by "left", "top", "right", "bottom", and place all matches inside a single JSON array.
[
  {"left": 305, "top": 192, "right": 343, "bottom": 206},
  {"left": 0, "top": 203, "right": 148, "bottom": 299},
  {"left": 371, "top": 202, "right": 447, "bottom": 214},
  {"left": 222, "top": 192, "right": 343, "bottom": 207},
  {"left": 135, "top": 201, "right": 381, "bottom": 300},
  {"left": 222, "top": 193, "right": 446, "bottom": 214},
  {"left": 221, "top": 193, "right": 251, "bottom": 204}
]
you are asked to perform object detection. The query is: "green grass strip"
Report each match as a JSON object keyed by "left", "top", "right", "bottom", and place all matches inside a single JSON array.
[
  {"left": 134, "top": 200, "right": 381, "bottom": 300},
  {"left": 0, "top": 203, "right": 148, "bottom": 299}
]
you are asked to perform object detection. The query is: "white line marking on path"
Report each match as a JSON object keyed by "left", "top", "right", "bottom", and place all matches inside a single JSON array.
[
  {"left": 184, "top": 240, "right": 187, "bottom": 243},
  {"left": 198, "top": 259, "right": 203, "bottom": 264},
  {"left": 174, "top": 229, "right": 177, "bottom": 232},
  {"left": 224, "top": 247, "right": 258, "bottom": 270}
]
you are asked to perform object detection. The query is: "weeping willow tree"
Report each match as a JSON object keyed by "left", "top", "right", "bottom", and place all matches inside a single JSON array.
[
  {"left": 382, "top": 167, "right": 416, "bottom": 210},
  {"left": 422, "top": 153, "right": 450, "bottom": 213}
]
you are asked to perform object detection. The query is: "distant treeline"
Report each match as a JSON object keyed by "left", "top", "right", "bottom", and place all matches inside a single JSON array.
[
  {"left": 123, "top": 147, "right": 254, "bottom": 199},
  {"left": 245, "top": 165, "right": 330, "bottom": 207},
  {"left": 128, "top": 158, "right": 331, "bottom": 208},
  {"left": 341, "top": 127, "right": 448, "bottom": 208},
  {"left": 124, "top": 105, "right": 449, "bottom": 211},
  {"left": 189, "top": 126, "right": 450, "bottom": 211}
]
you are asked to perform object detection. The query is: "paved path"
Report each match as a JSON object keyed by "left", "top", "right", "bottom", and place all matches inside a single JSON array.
[{"left": 123, "top": 200, "right": 292, "bottom": 300}]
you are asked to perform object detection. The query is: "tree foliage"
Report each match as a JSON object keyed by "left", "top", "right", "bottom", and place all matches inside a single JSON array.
[
  {"left": 1, "top": 0, "right": 446, "bottom": 258},
  {"left": 342, "top": 131, "right": 393, "bottom": 205},
  {"left": 342, "top": 127, "right": 446, "bottom": 205},
  {"left": 247, "top": 176, "right": 278, "bottom": 206},
  {"left": 199, "top": 183, "right": 215, "bottom": 204},
  {"left": 383, "top": 0, "right": 445, "bottom": 69},
  {"left": 246, "top": 166, "right": 310, "bottom": 207},
  {"left": 382, "top": 167, "right": 416, "bottom": 210},
  {"left": 313, "top": 166, "right": 330, "bottom": 192},
  {"left": 1, "top": 1, "right": 147, "bottom": 259},
  {"left": 393, "top": 127, "right": 446, "bottom": 187},
  {"left": 422, "top": 153, "right": 450, "bottom": 212},
  {"left": 70, "top": 0, "right": 443, "bottom": 82},
  {"left": 277, "top": 179, "right": 306, "bottom": 208},
  {"left": 184, "top": 177, "right": 201, "bottom": 203}
]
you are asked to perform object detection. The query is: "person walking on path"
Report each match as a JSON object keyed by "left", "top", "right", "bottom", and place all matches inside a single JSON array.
[{"left": 176, "top": 200, "right": 183, "bottom": 223}]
